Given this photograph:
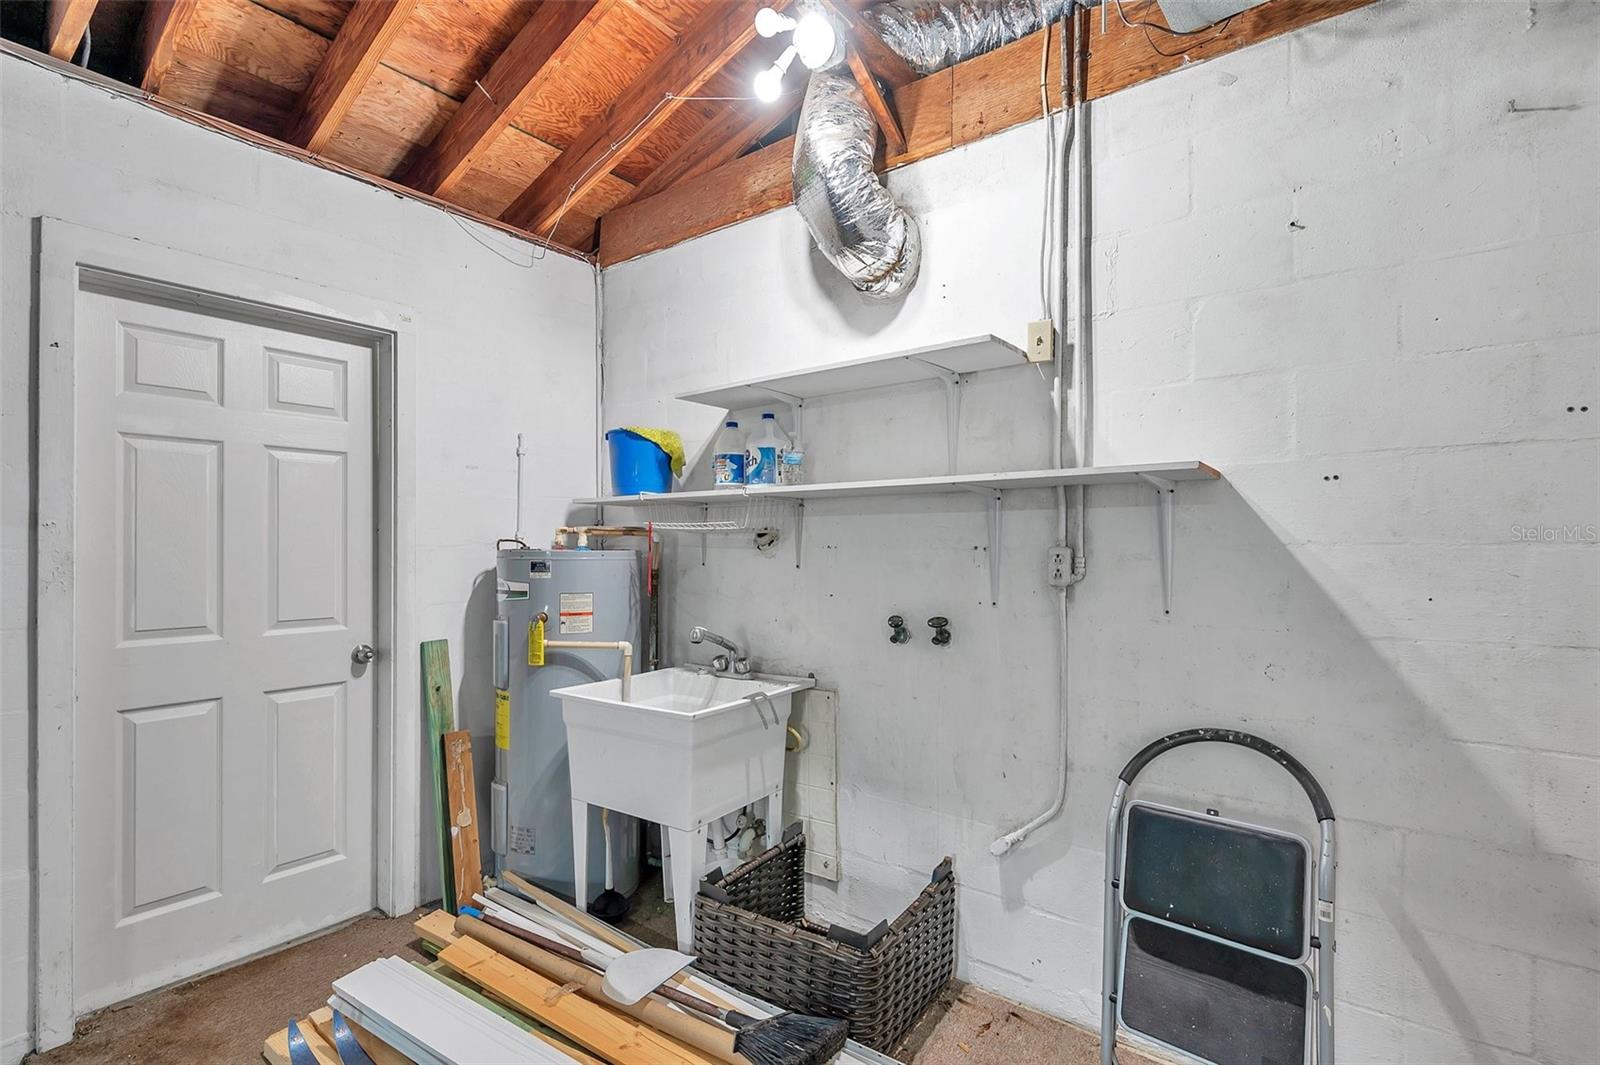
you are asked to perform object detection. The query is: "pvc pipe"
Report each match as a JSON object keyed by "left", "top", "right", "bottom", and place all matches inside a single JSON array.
[
  {"left": 990, "top": 586, "right": 1069, "bottom": 855},
  {"left": 544, "top": 639, "right": 633, "bottom": 700}
]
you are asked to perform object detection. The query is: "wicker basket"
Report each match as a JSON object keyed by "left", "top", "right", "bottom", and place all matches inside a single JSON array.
[{"left": 693, "top": 827, "right": 956, "bottom": 1053}]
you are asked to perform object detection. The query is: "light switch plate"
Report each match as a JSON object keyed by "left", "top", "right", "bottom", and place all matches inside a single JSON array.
[{"left": 1027, "top": 319, "right": 1055, "bottom": 363}]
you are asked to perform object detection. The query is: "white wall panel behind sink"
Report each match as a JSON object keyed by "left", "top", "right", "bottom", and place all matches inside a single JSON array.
[
  {"left": 117, "top": 699, "right": 221, "bottom": 923},
  {"left": 119, "top": 434, "right": 221, "bottom": 642}
]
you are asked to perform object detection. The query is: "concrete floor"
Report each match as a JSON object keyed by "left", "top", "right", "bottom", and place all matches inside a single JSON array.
[{"left": 29, "top": 869, "right": 1158, "bottom": 1065}]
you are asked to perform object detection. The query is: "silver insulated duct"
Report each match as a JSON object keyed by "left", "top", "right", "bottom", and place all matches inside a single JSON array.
[
  {"left": 793, "top": 0, "right": 1072, "bottom": 298},
  {"left": 793, "top": 69, "right": 922, "bottom": 299},
  {"left": 863, "top": 0, "right": 1072, "bottom": 76}
]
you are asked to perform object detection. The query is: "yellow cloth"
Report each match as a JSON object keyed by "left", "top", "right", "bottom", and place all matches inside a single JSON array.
[{"left": 622, "top": 426, "right": 685, "bottom": 477}]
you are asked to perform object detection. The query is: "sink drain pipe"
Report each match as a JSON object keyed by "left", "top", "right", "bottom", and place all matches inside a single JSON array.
[{"left": 992, "top": 6, "right": 1088, "bottom": 857}]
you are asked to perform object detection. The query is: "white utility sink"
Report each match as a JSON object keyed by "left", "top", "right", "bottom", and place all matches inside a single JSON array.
[
  {"left": 554, "top": 666, "right": 814, "bottom": 951},
  {"left": 554, "top": 667, "right": 812, "bottom": 830}
]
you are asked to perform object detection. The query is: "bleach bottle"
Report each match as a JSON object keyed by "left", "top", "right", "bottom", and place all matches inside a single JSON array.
[
  {"left": 712, "top": 420, "right": 745, "bottom": 488},
  {"left": 745, "top": 411, "right": 790, "bottom": 486}
]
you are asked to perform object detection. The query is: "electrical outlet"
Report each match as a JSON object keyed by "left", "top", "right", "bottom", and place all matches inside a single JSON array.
[
  {"left": 1027, "top": 319, "right": 1055, "bottom": 363},
  {"left": 1047, "top": 546, "right": 1073, "bottom": 587}
]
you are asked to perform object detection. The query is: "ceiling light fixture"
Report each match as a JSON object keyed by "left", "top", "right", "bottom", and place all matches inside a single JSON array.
[
  {"left": 754, "top": 6, "right": 795, "bottom": 38},
  {"left": 753, "top": 45, "right": 797, "bottom": 102},
  {"left": 751, "top": 6, "right": 841, "bottom": 102},
  {"left": 790, "top": 11, "right": 837, "bottom": 69}
]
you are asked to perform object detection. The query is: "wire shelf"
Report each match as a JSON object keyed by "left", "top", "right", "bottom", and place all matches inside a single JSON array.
[{"left": 642, "top": 498, "right": 797, "bottom": 533}]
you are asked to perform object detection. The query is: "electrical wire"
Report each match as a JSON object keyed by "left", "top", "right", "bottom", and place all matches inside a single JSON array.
[
  {"left": 1111, "top": 0, "right": 1235, "bottom": 57},
  {"left": 1036, "top": 0, "right": 1057, "bottom": 321}
]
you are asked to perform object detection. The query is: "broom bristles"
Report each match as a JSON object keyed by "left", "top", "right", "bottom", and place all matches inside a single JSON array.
[{"left": 728, "top": 1011, "right": 849, "bottom": 1065}]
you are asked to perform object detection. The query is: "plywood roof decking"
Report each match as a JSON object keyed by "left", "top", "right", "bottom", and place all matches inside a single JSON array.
[{"left": 10, "top": 0, "right": 1375, "bottom": 259}]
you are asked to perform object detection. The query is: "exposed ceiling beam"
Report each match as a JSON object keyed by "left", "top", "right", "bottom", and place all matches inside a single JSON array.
[
  {"left": 284, "top": 0, "right": 419, "bottom": 154},
  {"left": 845, "top": 46, "right": 905, "bottom": 154},
  {"left": 600, "top": 0, "right": 1379, "bottom": 267},
  {"left": 820, "top": 0, "right": 916, "bottom": 88},
  {"left": 45, "top": 0, "right": 99, "bottom": 62},
  {"left": 500, "top": 0, "right": 774, "bottom": 236},
  {"left": 137, "top": 0, "right": 200, "bottom": 94},
  {"left": 402, "top": 0, "right": 606, "bottom": 199},
  {"left": 628, "top": 92, "right": 800, "bottom": 202}
]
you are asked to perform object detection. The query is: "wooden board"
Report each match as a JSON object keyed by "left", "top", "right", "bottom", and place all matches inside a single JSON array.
[
  {"left": 501, "top": 0, "right": 769, "bottom": 232},
  {"left": 598, "top": 136, "right": 793, "bottom": 265},
  {"left": 402, "top": 0, "right": 608, "bottom": 197},
  {"left": 443, "top": 729, "right": 484, "bottom": 907},
  {"left": 421, "top": 640, "right": 457, "bottom": 913},
  {"left": 436, "top": 933, "right": 722, "bottom": 1065},
  {"left": 416, "top": 961, "right": 611, "bottom": 1065},
  {"left": 46, "top": 0, "right": 100, "bottom": 61},
  {"left": 307, "top": 1006, "right": 410, "bottom": 1065},
  {"left": 284, "top": 0, "right": 420, "bottom": 153},
  {"left": 139, "top": 0, "right": 202, "bottom": 94},
  {"left": 261, "top": 1017, "right": 339, "bottom": 1065}
]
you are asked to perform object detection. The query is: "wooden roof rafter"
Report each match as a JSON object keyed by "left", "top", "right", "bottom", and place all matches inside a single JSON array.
[
  {"left": 629, "top": 82, "right": 801, "bottom": 201},
  {"left": 284, "top": 0, "right": 420, "bottom": 154},
  {"left": 500, "top": 0, "right": 780, "bottom": 237},
  {"left": 402, "top": 0, "right": 612, "bottom": 199},
  {"left": 137, "top": 0, "right": 200, "bottom": 94},
  {"left": 45, "top": 0, "right": 99, "bottom": 62}
]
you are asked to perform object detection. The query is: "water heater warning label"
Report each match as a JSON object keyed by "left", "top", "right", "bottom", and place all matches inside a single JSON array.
[{"left": 559, "top": 592, "right": 594, "bottom": 634}]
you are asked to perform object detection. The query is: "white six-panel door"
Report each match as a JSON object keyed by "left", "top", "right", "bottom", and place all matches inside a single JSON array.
[{"left": 71, "top": 289, "right": 376, "bottom": 1013}]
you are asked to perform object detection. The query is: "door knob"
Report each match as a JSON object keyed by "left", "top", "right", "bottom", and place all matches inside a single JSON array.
[{"left": 352, "top": 643, "right": 377, "bottom": 664}]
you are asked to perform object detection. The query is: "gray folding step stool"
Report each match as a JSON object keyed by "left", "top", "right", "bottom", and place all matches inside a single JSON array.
[{"left": 1101, "top": 728, "right": 1336, "bottom": 1065}]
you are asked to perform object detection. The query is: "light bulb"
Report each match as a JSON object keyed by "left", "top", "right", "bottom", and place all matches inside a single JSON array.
[
  {"left": 753, "top": 63, "right": 786, "bottom": 103},
  {"left": 754, "top": 6, "right": 793, "bottom": 38},
  {"left": 792, "top": 10, "right": 837, "bottom": 69}
]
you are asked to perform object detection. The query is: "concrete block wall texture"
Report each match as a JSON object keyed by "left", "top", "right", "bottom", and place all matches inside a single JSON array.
[
  {"left": 601, "top": 2, "right": 1599, "bottom": 1062},
  {"left": 0, "top": 56, "right": 597, "bottom": 1063}
]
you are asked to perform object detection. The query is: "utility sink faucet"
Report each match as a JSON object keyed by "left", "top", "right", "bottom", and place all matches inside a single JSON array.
[{"left": 688, "top": 626, "right": 751, "bottom": 675}]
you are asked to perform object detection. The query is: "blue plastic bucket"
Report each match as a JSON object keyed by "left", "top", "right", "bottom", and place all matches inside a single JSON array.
[{"left": 606, "top": 429, "right": 673, "bottom": 495}]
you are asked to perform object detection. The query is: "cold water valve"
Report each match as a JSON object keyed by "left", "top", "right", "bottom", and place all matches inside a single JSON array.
[
  {"left": 927, "top": 616, "right": 952, "bottom": 647},
  {"left": 887, "top": 615, "right": 912, "bottom": 644}
]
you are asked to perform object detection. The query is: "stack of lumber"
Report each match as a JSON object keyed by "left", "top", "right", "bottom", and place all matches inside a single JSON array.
[{"left": 262, "top": 889, "right": 891, "bottom": 1065}]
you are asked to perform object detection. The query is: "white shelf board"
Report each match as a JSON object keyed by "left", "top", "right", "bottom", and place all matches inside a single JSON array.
[
  {"left": 676, "top": 334, "right": 1029, "bottom": 410},
  {"left": 576, "top": 461, "right": 1219, "bottom": 507}
]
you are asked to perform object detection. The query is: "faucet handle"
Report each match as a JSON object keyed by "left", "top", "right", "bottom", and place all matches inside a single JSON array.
[
  {"left": 927, "top": 616, "right": 951, "bottom": 647},
  {"left": 887, "top": 615, "right": 911, "bottom": 644}
]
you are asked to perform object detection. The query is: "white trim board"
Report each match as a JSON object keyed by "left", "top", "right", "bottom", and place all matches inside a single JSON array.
[
  {"left": 332, "top": 957, "right": 579, "bottom": 1064},
  {"left": 32, "top": 217, "right": 421, "bottom": 1051}
]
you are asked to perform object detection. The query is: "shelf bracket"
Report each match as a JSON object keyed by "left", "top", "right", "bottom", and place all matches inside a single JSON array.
[
  {"left": 1138, "top": 473, "right": 1176, "bottom": 614},
  {"left": 794, "top": 501, "right": 805, "bottom": 569},
  {"left": 911, "top": 357, "right": 963, "bottom": 474},
  {"left": 958, "top": 485, "right": 1003, "bottom": 606},
  {"left": 701, "top": 505, "right": 709, "bottom": 567},
  {"left": 765, "top": 387, "right": 806, "bottom": 443}
]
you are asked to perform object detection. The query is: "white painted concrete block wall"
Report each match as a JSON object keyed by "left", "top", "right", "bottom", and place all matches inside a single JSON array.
[
  {"left": 0, "top": 57, "right": 596, "bottom": 1062},
  {"left": 602, "top": 2, "right": 1599, "bottom": 1061}
]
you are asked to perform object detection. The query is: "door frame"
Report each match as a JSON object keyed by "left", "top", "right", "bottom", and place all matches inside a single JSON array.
[{"left": 33, "top": 217, "right": 421, "bottom": 1050}]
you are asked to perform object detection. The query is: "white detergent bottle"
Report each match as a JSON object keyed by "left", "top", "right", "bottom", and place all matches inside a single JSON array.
[
  {"left": 712, "top": 420, "right": 745, "bottom": 487},
  {"left": 745, "top": 411, "right": 789, "bottom": 486}
]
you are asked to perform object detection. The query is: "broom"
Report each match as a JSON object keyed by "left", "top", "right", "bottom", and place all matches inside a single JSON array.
[{"left": 456, "top": 913, "right": 848, "bottom": 1065}]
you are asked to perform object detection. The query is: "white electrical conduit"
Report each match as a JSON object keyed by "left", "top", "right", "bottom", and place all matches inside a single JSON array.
[{"left": 992, "top": 8, "right": 1087, "bottom": 857}]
